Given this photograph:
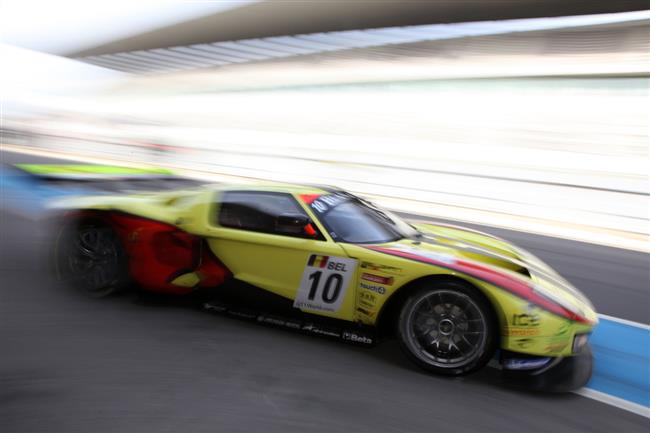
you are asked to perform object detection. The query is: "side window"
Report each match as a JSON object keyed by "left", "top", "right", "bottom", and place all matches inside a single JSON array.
[{"left": 217, "top": 191, "right": 314, "bottom": 237}]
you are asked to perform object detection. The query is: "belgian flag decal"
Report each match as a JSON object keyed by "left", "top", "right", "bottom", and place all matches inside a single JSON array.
[{"left": 307, "top": 254, "right": 329, "bottom": 268}]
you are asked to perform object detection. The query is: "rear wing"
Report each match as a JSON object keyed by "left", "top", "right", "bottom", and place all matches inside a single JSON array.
[{"left": 13, "top": 164, "right": 204, "bottom": 192}]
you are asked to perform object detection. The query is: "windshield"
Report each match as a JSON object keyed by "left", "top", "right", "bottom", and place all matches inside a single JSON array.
[{"left": 309, "top": 193, "right": 418, "bottom": 244}]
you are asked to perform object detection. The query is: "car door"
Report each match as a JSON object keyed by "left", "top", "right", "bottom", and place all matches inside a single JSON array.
[{"left": 204, "top": 190, "right": 358, "bottom": 321}]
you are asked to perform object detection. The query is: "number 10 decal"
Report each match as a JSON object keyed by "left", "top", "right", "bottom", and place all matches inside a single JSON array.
[
  {"left": 308, "top": 271, "right": 343, "bottom": 303},
  {"left": 294, "top": 254, "right": 357, "bottom": 313}
]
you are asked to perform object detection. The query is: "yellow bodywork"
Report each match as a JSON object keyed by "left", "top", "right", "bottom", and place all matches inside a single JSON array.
[{"left": 53, "top": 182, "right": 597, "bottom": 358}]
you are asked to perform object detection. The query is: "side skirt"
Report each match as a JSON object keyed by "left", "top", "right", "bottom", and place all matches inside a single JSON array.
[{"left": 202, "top": 298, "right": 377, "bottom": 347}]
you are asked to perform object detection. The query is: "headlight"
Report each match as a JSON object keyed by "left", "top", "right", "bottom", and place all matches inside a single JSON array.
[{"left": 573, "top": 333, "right": 590, "bottom": 353}]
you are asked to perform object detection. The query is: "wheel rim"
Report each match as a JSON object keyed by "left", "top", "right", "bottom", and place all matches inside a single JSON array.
[
  {"left": 404, "top": 289, "right": 488, "bottom": 369},
  {"left": 65, "top": 227, "right": 121, "bottom": 294}
]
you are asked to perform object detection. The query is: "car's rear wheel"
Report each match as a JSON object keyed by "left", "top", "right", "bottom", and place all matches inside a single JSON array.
[
  {"left": 397, "top": 279, "right": 497, "bottom": 376},
  {"left": 55, "top": 219, "right": 129, "bottom": 297}
]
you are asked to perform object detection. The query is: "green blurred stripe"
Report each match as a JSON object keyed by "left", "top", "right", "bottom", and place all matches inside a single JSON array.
[{"left": 15, "top": 164, "right": 175, "bottom": 176}]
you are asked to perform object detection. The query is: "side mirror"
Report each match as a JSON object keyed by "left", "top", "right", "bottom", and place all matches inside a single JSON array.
[{"left": 276, "top": 213, "right": 317, "bottom": 237}]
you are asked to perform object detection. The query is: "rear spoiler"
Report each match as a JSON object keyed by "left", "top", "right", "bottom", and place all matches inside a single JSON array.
[
  {"left": 14, "top": 164, "right": 176, "bottom": 180},
  {"left": 12, "top": 163, "right": 204, "bottom": 192}
]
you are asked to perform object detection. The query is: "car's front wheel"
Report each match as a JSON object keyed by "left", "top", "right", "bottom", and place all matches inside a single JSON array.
[
  {"left": 54, "top": 219, "right": 129, "bottom": 297},
  {"left": 397, "top": 279, "right": 497, "bottom": 376}
]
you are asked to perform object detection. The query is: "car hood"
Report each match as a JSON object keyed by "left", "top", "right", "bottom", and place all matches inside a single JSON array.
[
  {"left": 407, "top": 221, "right": 560, "bottom": 277},
  {"left": 369, "top": 221, "right": 597, "bottom": 324}
]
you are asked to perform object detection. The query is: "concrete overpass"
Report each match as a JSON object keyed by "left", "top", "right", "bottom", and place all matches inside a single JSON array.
[{"left": 69, "top": 0, "right": 650, "bottom": 57}]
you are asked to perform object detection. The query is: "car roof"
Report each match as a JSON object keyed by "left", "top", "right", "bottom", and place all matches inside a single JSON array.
[{"left": 209, "top": 182, "right": 339, "bottom": 196}]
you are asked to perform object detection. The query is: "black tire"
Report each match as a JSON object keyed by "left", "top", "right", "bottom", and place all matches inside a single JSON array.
[
  {"left": 397, "top": 279, "right": 497, "bottom": 376},
  {"left": 54, "top": 218, "right": 129, "bottom": 297}
]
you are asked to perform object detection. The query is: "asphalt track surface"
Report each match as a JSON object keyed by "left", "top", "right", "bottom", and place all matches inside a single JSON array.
[{"left": 1, "top": 150, "right": 648, "bottom": 433}]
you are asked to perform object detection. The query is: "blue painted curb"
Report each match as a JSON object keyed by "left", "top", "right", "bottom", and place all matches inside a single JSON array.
[
  {"left": 0, "top": 165, "right": 93, "bottom": 217},
  {"left": 587, "top": 317, "right": 650, "bottom": 407}
]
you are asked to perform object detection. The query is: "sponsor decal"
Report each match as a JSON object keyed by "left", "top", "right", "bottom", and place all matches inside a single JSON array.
[
  {"left": 257, "top": 315, "right": 302, "bottom": 330},
  {"left": 203, "top": 303, "right": 376, "bottom": 345},
  {"left": 503, "top": 357, "right": 552, "bottom": 371},
  {"left": 515, "top": 338, "right": 535, "bottom": 349},
  {"left": 203, "top": 302, "right": 228, "bottom": 313},
  {"left": 359, "top": 282, "right": 386, "bottom": 295},
  {"left": 543, "top": 333, "right": 571, "bottom": 353},
  {"left": 203, "top": 302, "right": 257, "bottom": 321},
  {"left": 227, "top": 309, "right": 257, "bottom": 320},
  {"left": 360, "top": 261, "right": 402, "bottom": 275},
  {"left": 389, "top": 244, "right": 456, "bottom": 265},
  {"left": 310, "top": 193, "right": 346, "bottom": 214},
  {"left": 294, "top": 254, "right": 357, "bottom": 313},
  {"left": 342, "top": 331, "right": 374, "bottom": 345},
  {"left": 504, "top": 328, "right": 541, "bottom": 337},
  {"left": 512, "top": 313, "right": 540, "bottom": 327},
  {"left": 554, "top": 321, "right": 571, "bottom": 336},
  {"left": 359, "top": 292, "right": 377, "bottom": 310},
  {"left": 356, "top": 307, "right": 376, "bottom": 318},
  {"left": 545, "top": 341, "right": 569, "bottom": 353},
  {"left": 301, "top": 323, "right": 341, "bottom": 338},
  {"left": 307, "top": 254, "right": 350, "bottom": 271},
  {"left": 361, "top": 273, "right": 393, "bottom": 285}
]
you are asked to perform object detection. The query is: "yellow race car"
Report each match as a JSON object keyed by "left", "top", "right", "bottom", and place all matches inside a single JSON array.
[{"left": 52, "top": 181, "right": 598, "bottom": 389}]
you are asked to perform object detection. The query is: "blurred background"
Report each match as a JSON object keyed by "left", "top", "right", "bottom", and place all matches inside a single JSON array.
[
  {"left": 1, "top": 1, "right": 649, "bottom": 432},
  {"left": 2, "top": 0, "right": 648, "bottom": 250}
]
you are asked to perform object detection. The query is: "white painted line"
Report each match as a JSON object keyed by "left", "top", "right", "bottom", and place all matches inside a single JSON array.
[
  {"left": 598, "top": 314, "right": 650, "bottom": 331},
  {"left": 575, "top": 388, "right": 650, "bottom": 419}
]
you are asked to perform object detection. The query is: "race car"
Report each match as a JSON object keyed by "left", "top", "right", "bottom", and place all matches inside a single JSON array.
[{"left": 51, "top": 180, "right": 598, "bottom": 390}]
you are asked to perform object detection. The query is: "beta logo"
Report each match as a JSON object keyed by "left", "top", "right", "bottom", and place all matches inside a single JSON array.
[{"left": 342, "top": 331, "right": 374, "bottom": 345}]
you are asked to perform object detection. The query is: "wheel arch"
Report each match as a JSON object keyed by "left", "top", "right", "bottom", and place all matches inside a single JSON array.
[
  {"left": 55, "top": 208, "right": 120, "bottom": 231},
  {"left": 376, "top": 274, "right": 504, "bottom": 342}
]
